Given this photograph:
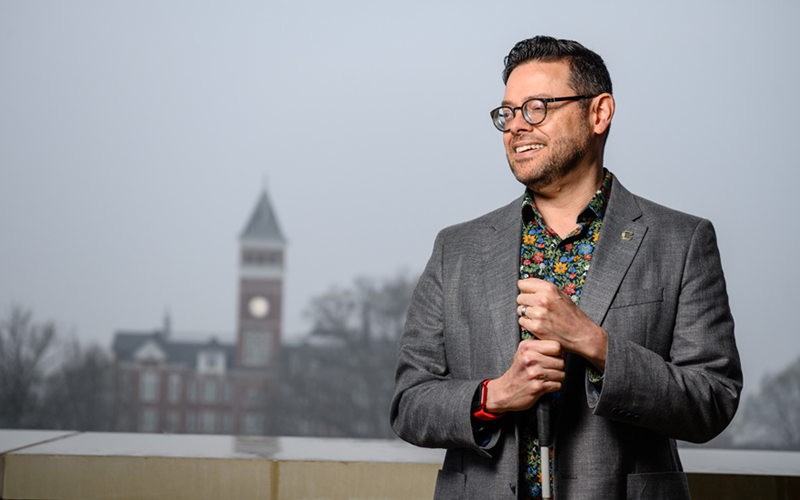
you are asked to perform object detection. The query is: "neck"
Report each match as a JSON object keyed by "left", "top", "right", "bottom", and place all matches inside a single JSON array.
[{"left": 529, "top": 163, "right": 604, "bottom": 238}]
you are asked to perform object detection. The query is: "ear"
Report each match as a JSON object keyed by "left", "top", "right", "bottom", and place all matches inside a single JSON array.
[{"left": 590, "top": 93, "right": 615, "bottom": 136}]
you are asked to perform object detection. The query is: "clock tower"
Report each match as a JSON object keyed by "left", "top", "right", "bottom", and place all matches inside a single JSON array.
[{"left": 236, "top": 189, "right": 285, "bottom": 367}]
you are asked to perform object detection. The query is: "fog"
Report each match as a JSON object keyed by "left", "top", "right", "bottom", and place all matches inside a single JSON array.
[{"left": 1, "top": 0, "right": 799, "bottom": 401}]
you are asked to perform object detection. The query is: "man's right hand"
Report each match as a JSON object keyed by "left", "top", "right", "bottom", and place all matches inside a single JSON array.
[{"left": 484, "top": 338, "right": 565, "bottom": 413}]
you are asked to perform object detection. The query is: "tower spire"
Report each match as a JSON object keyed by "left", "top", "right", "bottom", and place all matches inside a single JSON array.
[
  {"left": 162, "top": 309, "right": 171, "bottom": 337},
  {"left": 241, "top": 185, "right": 285, "bottom": 243}
]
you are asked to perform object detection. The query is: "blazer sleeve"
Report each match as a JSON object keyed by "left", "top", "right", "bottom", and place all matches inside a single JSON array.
[
  {"left": 594, "top": 218, "right": 743, "bottom": 443},
  {"left": 390, "top": 230, "right": 501, "bottom": 456}
]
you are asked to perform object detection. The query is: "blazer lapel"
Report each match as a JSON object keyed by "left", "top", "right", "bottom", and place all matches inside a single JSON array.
[
  {"left": 474, "top": 178, "right": 648, "bottom": 368},
  {"left": 579, "top": 176, "right": 647, "bottom": 326},
  {"left": 481, "top": 197, "right": 525, "bottom": 368}
]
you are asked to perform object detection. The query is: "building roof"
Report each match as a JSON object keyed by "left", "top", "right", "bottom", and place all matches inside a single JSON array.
[
  {"left": 241, "top": 190, "right": 285, "bottom": 243},
  {"left": 112, "top": 331, "right": 236, "bottom": 369}
]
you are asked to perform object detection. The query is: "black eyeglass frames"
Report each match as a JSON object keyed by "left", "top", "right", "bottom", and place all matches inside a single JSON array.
[{"left": 489, "top": 95, "right": 597, "bottom": 132}]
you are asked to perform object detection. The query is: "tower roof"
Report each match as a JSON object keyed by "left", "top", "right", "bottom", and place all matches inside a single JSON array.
[{"left": 241, "top": 190, "right": 285, "bottom": 243}]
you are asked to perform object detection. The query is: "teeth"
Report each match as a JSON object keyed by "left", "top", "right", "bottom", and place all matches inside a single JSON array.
[{"left": 516, "top": 144, "right": 544, "bottom": 153}]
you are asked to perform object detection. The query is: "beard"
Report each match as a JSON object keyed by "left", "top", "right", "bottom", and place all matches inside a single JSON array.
[{"left": 507, "top": 123, "right": 592, "bottom": 191}]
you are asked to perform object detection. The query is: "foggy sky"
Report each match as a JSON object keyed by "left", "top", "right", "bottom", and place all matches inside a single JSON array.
[{"left": 1, "top": 0, "right": 798, "bottom": 398}]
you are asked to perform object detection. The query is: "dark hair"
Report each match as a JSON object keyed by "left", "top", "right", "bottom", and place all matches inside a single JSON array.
[{"left": 502, "top": 36, "right": 613, "bottom": 101}]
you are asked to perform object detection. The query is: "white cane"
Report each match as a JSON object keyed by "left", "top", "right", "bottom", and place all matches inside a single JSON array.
[{"left": 537, "top": 393, "right": 552, "bottom": 499}]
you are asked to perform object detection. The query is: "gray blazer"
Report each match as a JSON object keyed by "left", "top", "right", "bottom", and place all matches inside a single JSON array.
[{"left": 390, "top": 175, "right": 742, "bottom": 499}]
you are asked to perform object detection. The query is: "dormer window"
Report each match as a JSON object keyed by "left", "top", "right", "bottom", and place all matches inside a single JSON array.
[
  {"left": 197, "top": 350, "right": 226, "bottom": 375},
  {"left": 133, "top": 340, "right": 166, "bottom": 365}
]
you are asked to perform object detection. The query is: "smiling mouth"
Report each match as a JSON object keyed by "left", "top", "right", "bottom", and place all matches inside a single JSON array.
[{"left": 515, "top": 144, "right": 544, "bottom": 153}]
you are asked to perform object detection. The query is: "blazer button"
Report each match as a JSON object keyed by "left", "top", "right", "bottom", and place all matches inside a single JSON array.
[
  {"left": 625, "top": 413, "right": 636, "bottom": 421},
  {"left": 611, "top": 407, "right": 620, "bottom": 416},
  {"left": 633, "top": 415, "right": 641, "bottom": 422}
]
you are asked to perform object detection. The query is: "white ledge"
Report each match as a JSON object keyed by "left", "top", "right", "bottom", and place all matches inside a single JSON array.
[{"left": 1, "top": 430, "right": 799, "bottom": 500}]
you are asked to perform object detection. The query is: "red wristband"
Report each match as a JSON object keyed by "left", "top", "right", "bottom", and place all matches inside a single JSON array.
[{"left": 473, "top": 379, "right": 506, "bottom": 421}]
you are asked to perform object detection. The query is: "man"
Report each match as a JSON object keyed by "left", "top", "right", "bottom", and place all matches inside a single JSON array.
[{"left": 390, "top": 36, "right": 742, "bottom": 500}]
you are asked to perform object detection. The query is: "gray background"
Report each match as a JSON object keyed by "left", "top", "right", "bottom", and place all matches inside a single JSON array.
[{"left": 1, "top": 1, "right": 797, "bottom": 398}]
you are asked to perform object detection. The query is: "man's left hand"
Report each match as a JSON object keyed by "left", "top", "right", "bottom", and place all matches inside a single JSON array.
[{"left": 517, "top": 278, "right": 608, "bottom": 373}]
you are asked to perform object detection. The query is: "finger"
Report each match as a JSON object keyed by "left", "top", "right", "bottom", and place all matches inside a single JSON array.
[
  {"left": 518, "top": 342, "right": 565, "bottom": 365},
  {"left": 517, "top": 303, "right": 534, "bottom": 318},
  {"left": 519, "top": 279, "right": 563, "bottom": 299},
  {"left": 518, "top": 303, "right": 550, "bottom": 323},
  {"left": 517, "top": 299, "right": 552, "bottom": 321},
  {"left": 526, "top": 362, "right": 565, "bottom": 377},
  {"left": 519, "top": 316, "right": 551, "bottom": 343},
  {"left": 517, "top": 292, "right": 537, "bottom": 307},
  {"left": 543, "top": 381, "right": 563, "bottom": 394},
  {"left": 534, "top": 340, "right": 563, "bottom": 357},
  {"left": 542, "top": 367, "right": 566, "bottom": 381},
  {"left": 517, "top": 278, "right": 545, "bottom": 293},
  {"left": 518, "top": 338, "right": 561, "bottom": 353},
  {"left": 526, "top": 357, "right": 566, "bottom": 374},
  {"left": 530, "top": 378, "right": 563, "bottom": 398}
]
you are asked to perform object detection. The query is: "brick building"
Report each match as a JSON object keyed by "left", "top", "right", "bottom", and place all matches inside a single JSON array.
[{"left": 112, "top": 189, "right": 285, "bottom": 435}]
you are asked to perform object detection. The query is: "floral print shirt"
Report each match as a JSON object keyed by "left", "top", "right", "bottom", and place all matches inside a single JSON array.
[{"left": 518, "top": 170, "right": 612, "bottom": 499}]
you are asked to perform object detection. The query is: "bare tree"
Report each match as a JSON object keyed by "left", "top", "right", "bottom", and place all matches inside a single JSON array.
[
  {"left": 732, "top": 355, "right": 800, "bottom": 450},
  {"left": 40, "top": 340, "right": 117, "bottom": 431},
  {"left": 303, "top": 272, "right": 416, "bottom": 343},
  {"left": 0, "top": 305, "right": 57, "bottom": 428},
  {"left": 279, "top": 271, "right": 417, "bottom": 438}
]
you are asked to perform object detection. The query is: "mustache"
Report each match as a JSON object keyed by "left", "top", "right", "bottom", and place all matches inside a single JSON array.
[{"left": 510, "top": 134, "right": 548, "bottom": 147}]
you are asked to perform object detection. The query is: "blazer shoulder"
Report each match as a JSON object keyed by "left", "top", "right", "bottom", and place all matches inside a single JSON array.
[
  {"left": 634, "top": 195, "right": 705, "bottom": 227},
  {"left": 436, "top": 195, "right": 523, "bottom": 242},
  {"left": 611, "top": 177, "right": 710, "bottom": 234}
]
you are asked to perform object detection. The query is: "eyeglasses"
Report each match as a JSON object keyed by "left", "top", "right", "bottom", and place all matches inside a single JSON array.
[{"left": 489, "top": 95, "right": 597, "bottom": 132}]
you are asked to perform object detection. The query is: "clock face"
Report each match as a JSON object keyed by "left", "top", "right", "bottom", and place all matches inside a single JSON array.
[{"left": 248, "top": 296, "right": 270, "bottom": 318}]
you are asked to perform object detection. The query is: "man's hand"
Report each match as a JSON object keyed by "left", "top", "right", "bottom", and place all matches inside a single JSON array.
[
  {"left": 516, "top": 277, "right": 608, "bottom": 373},
  {"left": 485, "top": 338, "right": 565, "bottom": 413}
]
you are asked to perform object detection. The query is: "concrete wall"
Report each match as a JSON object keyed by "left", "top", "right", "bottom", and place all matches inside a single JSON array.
[{"left": 1, "top": 430, "right": 799, "bottom": 500}]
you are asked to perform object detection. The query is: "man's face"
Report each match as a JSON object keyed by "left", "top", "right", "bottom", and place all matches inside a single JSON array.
[{"left": 502, "top": 60, "right": 593, "bottom": 191}]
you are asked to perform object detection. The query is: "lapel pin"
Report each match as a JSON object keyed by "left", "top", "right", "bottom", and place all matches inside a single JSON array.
[{"left": 621, "top": 230, "right": 634, "bottom": 241}]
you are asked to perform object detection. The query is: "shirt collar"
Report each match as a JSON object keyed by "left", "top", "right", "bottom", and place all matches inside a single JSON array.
[{"left": 521, "top": 169, "right": 613, "bottom": 225}]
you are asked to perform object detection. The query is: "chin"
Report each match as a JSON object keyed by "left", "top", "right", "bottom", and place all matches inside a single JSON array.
[{"left": 508, "top": 159, "right": 548, "bottom": 189}]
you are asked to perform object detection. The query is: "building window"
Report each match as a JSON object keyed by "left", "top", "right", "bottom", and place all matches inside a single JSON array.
[
  {"left": 223, "top": 382, "right": 234, "bottom": 402},
  {"left": 140, "top": 371, "right": 160, "bottom": 403},
  {"left": 117, "top": 412, "right": 130, "bottom": 432},
  {"left": 242, "top": 413, "right": 264, "bottom": 435},
  {"left": 168, "top": 374, "right": 181, "bottom": 403},
  {"left": 166, "top": 410, "right": 179, "bottom": 433},
  {"left": 119, "top": 371, "right": 133, "bottom": 399},
  {"left": 244, "top": 387, "right": 262, "bottom": 407},
  {"left": 187, "top": 379, "right": 197, "bottom": 403},
  {"left": 243, "top": 251, "right": 281, "bottom": 265},
  {"left": 140, "top": 408, "right": 158, "bottom": 432},
  {"left": 202, "top": 411, "right": 216, "bottom": 433},
  {"left": 186, "top": 411, "right": 196, "bottom": 433},
  {"left": 243, "top": 251, "right": 281, "bottom": 266},
  {"left": 202, "top": 380, "right": 217, "bottom": 403},
  {"left": 222, "top": 413, "right": 233, "bottom": 434}
]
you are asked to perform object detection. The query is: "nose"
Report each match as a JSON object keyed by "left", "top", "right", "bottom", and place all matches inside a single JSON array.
[{"left": 507, "top": 109, "right": 533, "bottom": 135}]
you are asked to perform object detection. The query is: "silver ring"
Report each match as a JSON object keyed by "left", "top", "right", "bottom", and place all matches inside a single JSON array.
[{"left": 520, "top": 305, "right": 527, "bottom": 317}]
